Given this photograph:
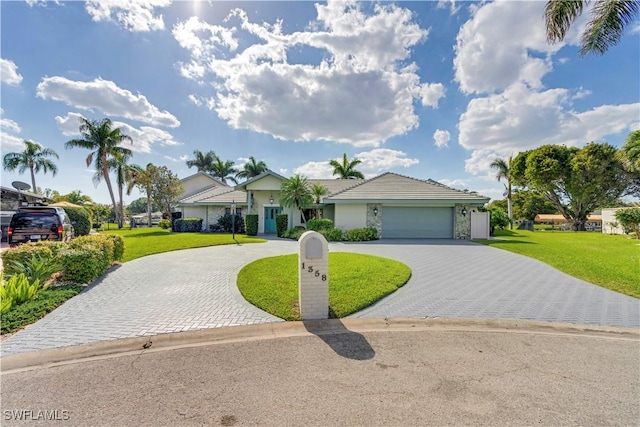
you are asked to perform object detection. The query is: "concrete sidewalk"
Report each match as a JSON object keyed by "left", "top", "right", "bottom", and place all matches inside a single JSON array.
[{"left": 2, "top": 319, "right": 639, "bottom": 426}]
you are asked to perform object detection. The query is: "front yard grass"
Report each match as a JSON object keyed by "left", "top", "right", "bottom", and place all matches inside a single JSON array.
[
  {"left": 101, "top": 227, "right": 266, "bottom": 262},
  {"left": 477, "top": 230, "right": 639, "bottom": 298},
  {"left": 237, "top": 252, "right": 411, "bottom": 320}
]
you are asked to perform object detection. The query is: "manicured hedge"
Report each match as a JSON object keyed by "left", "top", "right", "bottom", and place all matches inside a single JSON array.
[
  {"left": 174, "top": 218, "right": 203, "bottom": 232},
  {"left": 343, "top": 227, "right": 378, "bottom": 241},
  {"left": 102, "top": 234, "right": 125, "bottom": 261},
  {"left": 64, "top": 206, "right": 92, "bottom": 236},
  {"left": 217, "top": 214, "right": 245, "bottom": 233},
  {"left": 276, "top": 214, "right": 288, "bottom": 237},
  {"left": 245, "top": 214, "right": 258, "bottom": 236},
  {"left": 307, "top": 219, "right": 334, "bottom": 231},
  {"left": 320, "top": 228, "right": 343, "bottom": 242},
  {"left": 1, "top": 245, "right": 54, "bottom": 276},
  {"left": 158, "top": 219, "right": 171, "bottom": 229},
  {"left": 282, "top": 226, "right": 305, "bottom": 240}
]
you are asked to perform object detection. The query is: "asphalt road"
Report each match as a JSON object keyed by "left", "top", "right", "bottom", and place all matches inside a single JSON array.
[{"left": 2, "top": 319, "right": 638, "bottom": 426}]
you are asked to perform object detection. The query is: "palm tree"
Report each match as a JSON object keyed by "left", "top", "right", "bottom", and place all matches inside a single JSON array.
[
  {"left": 280, "top": 174, "right": 313, "bottom": 224},
  {"left": 3, "top": 140, "right": 59, "bottom": 193},
  {"left": 544, "top": 0, "right": 639, "bottom": 56},
  {"left": 210, "top": 158, "right": 238, "bottom": 185},
  {"left": 236, "top": 156, "right": 268, "bottom": 180},
  {"left": 311, "top": 183, "right": 329, "bottom": 219},
  {"left": 490, "top": 157, "right": 514, "bottom": 229},
  {"left": 620, "top": 130, "right": 640, "bottom": 169},
  {"left": 127, "top": 163, "right": 157, "bottom": 228},
  {"left": 108, "top": 151, "right": 139, "bottom": 228},
  {"left": 329, "top": 153, "right": 365, "bottom": 179},
  {"left": 65, "top": 118, "right": 132, "bottom": 227},
  {"left": 185, "top": 150, "right": 218, "bottom": 172}
]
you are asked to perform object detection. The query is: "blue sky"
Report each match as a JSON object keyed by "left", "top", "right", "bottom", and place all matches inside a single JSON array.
[{"left": 1, "top": 0, "right": 639, "bottom": 205}]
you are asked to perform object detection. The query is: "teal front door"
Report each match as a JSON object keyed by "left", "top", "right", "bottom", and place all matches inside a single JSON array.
[{"left": 264, "top": 207, "right": 282, "bottom": 233}]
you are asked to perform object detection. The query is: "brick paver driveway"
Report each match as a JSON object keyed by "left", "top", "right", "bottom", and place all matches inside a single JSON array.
[{"left": 2, "top": 239, "right": 638, "bottom": 355}]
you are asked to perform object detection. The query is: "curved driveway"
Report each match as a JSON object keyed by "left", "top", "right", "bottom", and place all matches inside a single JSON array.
[{"left": 1, "top": 239, "right": 638, "bottom": 355}]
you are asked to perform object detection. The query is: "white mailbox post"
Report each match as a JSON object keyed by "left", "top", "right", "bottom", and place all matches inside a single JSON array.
[{"left": 298, "top": 231, "right": 329, "bottom": 320}]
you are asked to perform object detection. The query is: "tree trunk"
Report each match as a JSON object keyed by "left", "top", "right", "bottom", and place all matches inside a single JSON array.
[
  {"left": 102, "top": 161, "right": 119, "bottom": 228},
  {"left": 507, "top": 192, "right": 513, "bottom": 229},
  {"left": 118, "top": 183, "right": 124, "bottom": 229},
  {"left": 146, "top": 190, "right": 152, "bottom": 228},
  {"left": 29, "top": 165, "right": 37, "bottom": 194}
]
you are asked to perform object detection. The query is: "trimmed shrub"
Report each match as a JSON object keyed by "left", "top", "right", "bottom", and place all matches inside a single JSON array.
[
  {"left": 33, "top": 240, "right": 67, "bottom": 258},
  {"left": 1, "top": 245, "right": 54, "bottom": 276},
  {"left": 158, "top": 219, "right": 171, "bottom": 229},
  {"left": 615, "top": 208, "right": 640, "bottom": 238},
  {"left": 320, "top": 228, "right": 343, "bottom": 242},
  {"left": 102, "top": 234, "right": 125, "bottom": 261},
  {"left": 59, "top": 246, "right": 108, "bottom": 284},
  {"left": 282, "top": 226, "right": 306, "bottom": 240},
  {"left": 174, "top": 218, "right": 203, "bottom": 232},
  {"left": 217, "top": 214, "right": 245, "bottom": 233},
  {"left": 307, "top": 218, "right": 334, "bottom": 231},
  {"left": 67, "top": 235, "right": 115, "bottom": 281},
  {"left": 64, "top": 206, "right": 92, "bottom": 236},
  {"left": 342, "top": 227, "right": 378, "bottom": 241},
  {"left": 276, "top": 214, "right": 289, "bottom": 237},
  {"left": 245, "top": 214, "right": 259, "bottom": 236}
]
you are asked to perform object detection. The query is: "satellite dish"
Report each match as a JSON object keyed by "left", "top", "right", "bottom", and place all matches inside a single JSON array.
[{"left": 12, "top": 181, "right": 31, "bottom": 191}]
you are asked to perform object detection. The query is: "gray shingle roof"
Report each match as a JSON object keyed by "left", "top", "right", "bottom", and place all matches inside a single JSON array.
[
  {"left": 324, "top": 172, "right": 489, "bottom": 203},
  {"left": 178, "top": 187, "right": 247, "bottom": 205},
  {"left": 307, "top": 179, "right": 364, "bottom": 201}
]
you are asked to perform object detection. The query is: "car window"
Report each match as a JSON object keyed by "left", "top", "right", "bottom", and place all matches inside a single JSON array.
[{"left": 12, "top": 213, "right": 59, "bottom": 229}]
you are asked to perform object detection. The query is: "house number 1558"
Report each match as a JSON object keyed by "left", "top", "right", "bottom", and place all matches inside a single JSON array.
[{"left": 301, "top": 263, "right": 327, "bottom": 281}]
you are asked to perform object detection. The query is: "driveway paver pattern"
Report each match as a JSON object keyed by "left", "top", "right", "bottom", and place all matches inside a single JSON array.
[{"left": 1, "top": 239, "right": 638, "bottom": 355}]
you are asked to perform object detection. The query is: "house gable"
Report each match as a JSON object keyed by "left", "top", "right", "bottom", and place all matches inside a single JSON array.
[{"left": 181, "top": 172, "right": 227, "bottom": 199}]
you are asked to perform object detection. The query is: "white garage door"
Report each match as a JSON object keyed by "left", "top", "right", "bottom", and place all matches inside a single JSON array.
[{"left": 382, "top": 207, "right": 453, "bottom": 238}]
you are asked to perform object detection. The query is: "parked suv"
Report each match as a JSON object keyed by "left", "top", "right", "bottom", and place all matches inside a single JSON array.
[{"left": 8, "top": 206, "right": 74, "bottom": 246}]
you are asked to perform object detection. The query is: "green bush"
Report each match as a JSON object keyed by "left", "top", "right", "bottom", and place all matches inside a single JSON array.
[
  {"left": 33, "top": 240, "right": 67, "bottom": 258},
  {"left": 59, "top": 246, "right": 107, "bottom": 284},
  {"left": 1, "top": 245, "right": 54, "bottom": 276},
  {"left": 342, "top": 227, "right": 378, "bottom": 241},
  {"left": 6, "top": 255, "right": 61, "bottom": 288},
  {"left": 64, "top": 206, "right": 92, "bottom": 236},
  {"left": 174, "top": 218, "right": 203, "bottom": 232},
  {"left": 488, "top": 207, "right": 510, "bottom": 235},
  {"left": 1, "top": 285, "right": 84, "bottom": 334},
  {"left": 282, "top": 226, "right": 306, "bottom": 240},
  {"left": 245, "top": 214, "right": 259, "bottom": 236},
  {"left": 158, "top": 219, "right": 171, "bottom": 229},
  {"left": 217, "top": 214, "right": 245, "bottom": 233},
  {"left": 320, "top": 228, "right": 343, "bottom": 242},
  {"left": 307, "top": 218, "right": 334, "bottom": 231},
  {"left": 2, "top": 273, "right": 40, "bottom": 312},
  {"left": 615, "top": 208, "right": 640, "bottom": 238},
  {"left": 102, "top": 234, "right": 125, "bottom": 261},
  {"left": 276, "top": 214, "right": 289, "bottom": 237}
]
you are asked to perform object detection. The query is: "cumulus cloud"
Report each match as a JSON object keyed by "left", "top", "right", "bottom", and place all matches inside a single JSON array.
[
  {"left": 55, "top": 112, "right": 181, "bottom": 154},
  {"left": 433, "top": 129, "right": 450, "bottom": 148},
  {"left": 1, "top": 58, "right": 23, "bottom": 86},
  {"left": 437, "top": 0, "right": 461, "bottom": 16},
  {"left": 37, "top": 77, "right": 180, "bottom": 128},
  {"left": 173, "top": 0, "right": 444, "bottom": 147},
  {"left": 294, "top": 148, "right": 418, "bottom": 178},
  {"left": 85, "top": 0, "right": 171, "bottom": 32},
  {"left": 1, "top": 109, "right": 22, "bottom": 134},
  {"left": 0, "top": 108, "right": 24, "bottom": 150}
]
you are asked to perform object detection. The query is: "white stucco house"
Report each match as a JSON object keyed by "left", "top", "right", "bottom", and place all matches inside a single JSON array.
[{"left": 176, "top": 170, "right": 490, "bottom": 239}]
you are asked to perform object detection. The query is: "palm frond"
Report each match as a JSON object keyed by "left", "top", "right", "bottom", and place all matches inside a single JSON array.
[
  {"left": 580, "top": 0, "right": 639, "bottom": 55},
  {"left": 545, "top": 0, "right": 587, "bottom": 44}
]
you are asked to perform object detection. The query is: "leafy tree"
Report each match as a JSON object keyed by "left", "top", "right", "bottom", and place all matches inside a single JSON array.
[
  {"left": 512, "top": 190, "right": 559, "bottom": 221},
  {"left": 490, "top": 157, "right": 514, "bottom": 228},
  {"left": 487, "top": 206, "right": 510, "bottom": 235},
  {"left": 127, "top": 163, "right": 156, "bottom": 227},
  {"left": 185, "top": 150, "right": 217, "bottom": 172},
  {"left": 3, "top": 140, "right": 59, "bottom": 192},
  {"left": 614, "top": 207, "right": 640, "bottom": 238},
  {"left": 311, "top": 183, "right": 329, "bottom": 219},
  {"left": 127, "top": 197, "right": 160, "bottom": 215},
  {"left": 280, "top": 175, "right": 313, "bottom": 224},
  {"left": 236, "top": 156, "right": 268, "bottom": 180},
  {"left": 545, "top": 0, "right": 639, "bottom": 56},
  {"left": 210, "top": 158, "right": 238, "bottom": 185},
  {"left": 150, "top": 166, "right": 183, "bottom": 220},
  {"left": 330, "top": 153, "right": 365, "bottom": 179},
  {"left": 54, "top": 190, "right": 94, "bottom": 205},
  {"left": 65, "top": 118, "right": 132, "bottom": 228},
  {"left": 512, "top": 143, "right": 629, "bottom": 230}
]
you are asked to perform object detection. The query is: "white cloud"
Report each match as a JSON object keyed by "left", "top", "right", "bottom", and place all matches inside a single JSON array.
[
  {"left": 188, "top": 94, "right": 216, "bottom": 109},
  {"left": 437, "top": 178, "right": 468, "bottom": 190},
  {"left": 25, "top": 0, "right": 60, "bottom": 7},
  {"left": 433, "top": 129, "right": 450, "bottom": 148},
  {"left": 55, "top": 112, "right": 181, "bottom": 154},
  {"left": 437, "top": 0, "right": 461, "bottom": 16},
  {"left": 37, "top": 77, "right": 180, "bottom": 128},
  {"left": 630, "top": 22, "right": 640, "bottom": 35},
  {"left": 0, "top": 131, "right": 26, "bottom": 150},
  {"left": 294, "top": 161, "right": 334, "bottom": 179},
  {"left": 1, "top": 58, "right": 23, "bottom": 86},
  {"left": 1, "top": 109, "right": 21, "bottom": 134},
  {"left": 173, "top": 1, "right": 443, "bottom": 147},
  {"left": 85, "top": 0, "right": 171, "bottom": 32},
  {"left": 294, "top": 148, "right": 418, "bottom": 178},
  {"left": 278, "top": 168, "right": 288, "bottom": 176}
]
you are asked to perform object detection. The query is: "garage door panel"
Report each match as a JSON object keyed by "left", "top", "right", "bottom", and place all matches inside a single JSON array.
[{"left": 382, "top": 207, "right": 453, "bottom": 238}]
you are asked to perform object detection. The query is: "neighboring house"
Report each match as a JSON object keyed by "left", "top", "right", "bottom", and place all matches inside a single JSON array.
[
  {"left": 177, "top": 170, "right": 490, "bottom": 239},
  {"left": 534, "top": 213, "right": 602, "bottom": 231},
  {"left": 0, "top": 186, "right": 51, "bottom": 241},
  {"left": 601, "top": 208, "right": 628, "bottom": 235}
]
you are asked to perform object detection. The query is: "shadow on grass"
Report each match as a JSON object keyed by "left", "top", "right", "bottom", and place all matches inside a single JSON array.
[
  {"left": 303, "top": 319, "right": 375, "bottom": 361},
  {"left": 479, "top": 239, "right": 536, "bottom": 245},
  {"left": 120, "top": 230, "right": 173, "bottom": 238}
]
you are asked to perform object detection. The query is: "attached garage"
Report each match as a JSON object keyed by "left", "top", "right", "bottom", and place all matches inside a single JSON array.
[{"left": 382, "top": 207, "right": 453, "bottom": 239}]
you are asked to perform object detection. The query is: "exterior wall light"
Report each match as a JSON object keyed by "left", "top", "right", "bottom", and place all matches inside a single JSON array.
[
  {"left": 269, "top": 194, "right": 274, "bottom": 204},
  {"left": 461, "top": 207, "right": 467, "bottom": 217},
  {"left": 373, "top": 207, "right": 378, "bottom": 216}
]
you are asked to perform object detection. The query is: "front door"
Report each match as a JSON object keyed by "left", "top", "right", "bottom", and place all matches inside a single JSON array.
[{"left": 264, "top": 207, "right": 282, "bottom": 233}]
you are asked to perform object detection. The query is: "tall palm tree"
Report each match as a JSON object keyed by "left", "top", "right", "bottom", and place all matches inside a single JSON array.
[
  {"left": 236, "top": 156, "right": 268, "bottom": 180},
  {"left": 329, "top": 153, "right": 365, "bottom": 179},
  {"left": 3, "top": 140, "right": 59, "bottom": 193},
  {"left": 185, "top": 150, "right": 218, "bottom": 172},
  {"left": 210, "top": 158, "right": 238, "bottom": 185},
  {"left": 280, "top": 174, "right": 313, "bottom": 224},
  {"left": 545, "top": 0, "right": 639, "bottom": 56},
  {"left": 620, "top": 129, "right": 640, "bottom": 169},
  {"left": 108, "top": 151, "right": 139, "bottom": 228},
  {"left": 311, "top": 183, "right": 329, "bottom": 219},
  {"left": 490, "top": 157, "right": 514, "bottom": 229},
  {"left": 65, "top": 118, "right": 132, "bottom": 227},
  {"left": 127, "top": 163, "right": 157, "bottom": 228}
]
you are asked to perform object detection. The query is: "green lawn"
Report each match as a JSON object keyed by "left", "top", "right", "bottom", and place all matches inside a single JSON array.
[
  {"left": 477, "top": 230, "right": 639, "bottom": 298},
  {"left": 238, "top": 252, "right": 411, "bottom": 320},
  {"left": 101, "top": 227, "right": 266, "bottom": 262}
]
